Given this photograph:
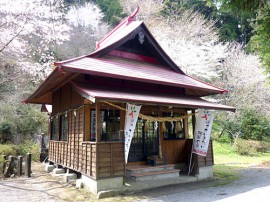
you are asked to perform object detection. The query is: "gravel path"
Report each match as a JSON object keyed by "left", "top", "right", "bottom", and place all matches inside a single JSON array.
[
  {"left": 1, "top": 164, "right": 270, "bottom": 202},
  {"left": 0, "top": 177, "right": 60, "bottom": 202},
  {"left": 0, "top": 163, "right": 89, "bottom": 202},
  {"left": 136, "top": 166, "right": 270, "bottom": 202}
]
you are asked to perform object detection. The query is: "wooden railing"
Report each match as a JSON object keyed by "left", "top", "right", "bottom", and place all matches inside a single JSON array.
[
  {"left": 49, "top": 141, "right": 125, "bottom": 179},
  {"left": 95, "top": 142, "right": 125, "bottom": 179}
]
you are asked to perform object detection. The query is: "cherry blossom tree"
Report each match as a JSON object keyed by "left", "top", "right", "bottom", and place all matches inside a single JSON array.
[
  {"left": 0, "top": 0, "right": 70, "bottom": 61},
  {"left": 216, "top": 43, "right": 270, "bottom": 116},
  {"left": 56, "top": 2, "right": 109, "bottom": 60},
  {"left": 121, "top": 0, "right": 229, "bottom": 80}
]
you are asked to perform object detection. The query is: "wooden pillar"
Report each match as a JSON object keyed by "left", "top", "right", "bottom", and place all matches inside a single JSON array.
[
  {"left": 158, "top": 111, "right": 163, "bottom": 159},
  {"left": 84, "top": 105, "right": 91, "bottom": 141},
  {"left": 120, "top": 109, "right": 125, "bottom": 141},
  {"left": 192, "top": 109, "right": 196, "bottom": 138},
  {"left": 184, "top": 111, "right": 189, "bottom": 139},
  {"left": 95, "top": 102, "right": 100, "bottom": 179},
  {"left": 95, "top": 102, "right": 101, "bottom": 142}
]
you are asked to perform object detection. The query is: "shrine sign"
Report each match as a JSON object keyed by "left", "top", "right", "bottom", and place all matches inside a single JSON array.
[{"left": 192, "top": 110, "right": 215, "bottom": 156}]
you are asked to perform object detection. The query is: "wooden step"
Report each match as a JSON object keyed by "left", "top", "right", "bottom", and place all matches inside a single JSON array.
[
  {"left": 147, "top": 155, "right": 166, "bottom": 166},
  {"left": 126, "top": 164, "right": 180, "bottom": 182},
  {"left": 126, "top": 164, "right": 175, "bottom": 173},
  {"left": 130, "top": 169, "right": 180, "bottom": 182}
]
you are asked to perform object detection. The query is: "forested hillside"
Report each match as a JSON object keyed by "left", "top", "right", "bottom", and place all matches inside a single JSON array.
[{"left": 0, "top": 0, "right": 270, "bottom": 153}]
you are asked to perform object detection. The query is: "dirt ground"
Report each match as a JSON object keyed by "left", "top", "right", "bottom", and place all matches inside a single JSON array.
[
  {"left": 0, "top": 162, "right": 146, "bottom": 202},
  {"left": 1, "top": 161, "right": 270, "bottom": 202}
]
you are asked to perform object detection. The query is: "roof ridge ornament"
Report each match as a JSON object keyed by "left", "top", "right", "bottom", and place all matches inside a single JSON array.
[
  {"left": 127, "top": 6, "right": 140, "bottom": 23},
  {"left": 96, "top": 6, "right": 140, "bottom": 50}
]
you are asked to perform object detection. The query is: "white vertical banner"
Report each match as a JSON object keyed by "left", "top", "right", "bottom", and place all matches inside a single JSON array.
[
  {"left": 192, "top": 110, "right": 215, "bottom": 156},
  {"left": 124, "top": 103, "right": 141, "bottom": 163}
]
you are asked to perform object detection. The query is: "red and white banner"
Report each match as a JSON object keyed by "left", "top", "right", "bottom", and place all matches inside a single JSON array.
[
  {"left": 192, "top": 110, "right": 215, "bottom": 156},
  {"left": 124, "top": 103, "right": 141, "bottom": 163}
]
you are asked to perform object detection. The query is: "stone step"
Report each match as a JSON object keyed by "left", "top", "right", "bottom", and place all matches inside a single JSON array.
[{"left": 130, "top": 169, "right": 180, "bottom": 182}]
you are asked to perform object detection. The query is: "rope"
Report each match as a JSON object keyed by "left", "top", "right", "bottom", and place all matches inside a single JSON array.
[{"left": 103, "top": 101, "right": 196, "bottom": 122}]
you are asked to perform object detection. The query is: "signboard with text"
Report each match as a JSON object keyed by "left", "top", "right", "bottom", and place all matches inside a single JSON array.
[
  {"left": 124, "top": 103, "right": 141, "bottom": 163},
  {"left": 192, "top": 110, "right": 214, "bottom": 156}
]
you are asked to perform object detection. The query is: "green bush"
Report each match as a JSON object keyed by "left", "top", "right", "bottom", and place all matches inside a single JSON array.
[
  {"left": 234, "top": 139, "right": 270, "bottom": 156},
  {"left": 18, "top": 140, "right": 40, "bottom": 162},
  {"left": 240, "top": 108, "right": 270, "bottom": 141},
  {"left": 215, "top": 107, "right": 270, "bottom": 142},
  {"left": 0, "top": 141, "right": 40, "bottom": 162},
  {"left": 0, "top": 144, "right": 19, "bottom": 156},
  {"left": 0, "top": 103, "right": 48, "bottom": 144},
  {"left": 234, "top": 139, "right": 257, "bottom": 156},
  {"left": 0, "top": 155, "right": 4, "bottom": 163}
]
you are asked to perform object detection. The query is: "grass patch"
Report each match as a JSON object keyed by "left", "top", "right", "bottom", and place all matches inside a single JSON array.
[
  {"left": 213, "top": 140, "right": 270, "bottom": 166},
  {"left": 213, "top": 165, "right": 240, "bottom": 185},
  {"left": 212, "top": 140, "right": 270, "bottom": 186}
]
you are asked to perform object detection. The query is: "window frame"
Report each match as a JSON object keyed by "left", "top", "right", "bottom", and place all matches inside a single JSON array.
[
  {"left": 59, "top": 114, "right": 68, "bottom": 141},
  {"left": 50, "top": 116, "right": 59, "bottom": 141},
  {"left": 90, "top": 109, "right": 121, "bottom": 142}
]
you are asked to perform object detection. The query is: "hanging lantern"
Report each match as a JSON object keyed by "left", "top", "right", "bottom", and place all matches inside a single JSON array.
[
  {"left": 162, "top": 122, "right": 167, "bottom": 133},
  {"left": 176, "top": 120, "right": 183, "bottom": 132},
  {"left": 144, "top": 120, "right": 149, "bottom": 131}
]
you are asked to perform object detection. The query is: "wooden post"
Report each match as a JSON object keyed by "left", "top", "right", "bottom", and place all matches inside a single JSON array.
[
  {"left": 2, "top": 155, "right": 6, "bottom": 175},
  {"left": 95, "top": 102, "right": 101, "bottom": 142},
  {"left": 192, "top": 109, "right": 196, "bottom": 137},
  {"left": 184, "top": 111, "right": 189, "bottom": 139},
  {"left": 95, "top": 102, "right": 100, "bottom": 179},
  {"left": 158, "top": 111, "right": 163, "bottom": 159},
  {"left": 84, "top": 105, "right": 90, "bottom": 141},
  {"left": 25, "top": 153, "right": 32, "bottom": 177},
  {"left": 17, "top": 156, "right": 23, "bottom": 176},
  {"left": 188, "top": 109, "right": 196, "bottom": 175},
  {"left": 120, "top": 109, "right": 125, "bottom": 141}
]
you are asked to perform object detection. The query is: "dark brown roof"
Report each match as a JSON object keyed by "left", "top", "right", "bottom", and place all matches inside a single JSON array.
[
  {"left": 72, "top": 81, "right": 235, "bottom": 112},
  {"left": 57, "top": 55, "right": 227, "bottom": 96}
]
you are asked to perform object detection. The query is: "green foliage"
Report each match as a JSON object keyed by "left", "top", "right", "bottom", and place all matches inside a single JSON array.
[
  {"left": 18, "top": 140, "right": 40, "bottom": 162},
  {"left": 234, "top": 139, "right": 270, "bottom": 156},
  {"left": 161, "top": 0, "right": 254, "bottom": 43},
  {"left": 222, "top": 0, "right": 267, "bottom": 12},
  {"left": 215, "top": 108, "right": 270, "bottom": 141},
  {"left": 94, "top": 0, "right": 126, "bottom": 25},
  {"left": 0, "top": 122, "right": 12, "bottom": 142},
  {"left": 249, "top": 3, "right": 270, "bottom": 73},
  {"left": 240, "top": 108, "right": 270, "bottom": 140},
  {"left": 234, "top": 139, "right": 257, "bottom": 155},
  {"left": 0, "top": 144, "right": 18, "bottom": 156},
  {"left": 0, "top": 141, "right": 40, "bottom": 161},
  {"left": 0, "top": 103, "right": 47, "bottom": 143}
]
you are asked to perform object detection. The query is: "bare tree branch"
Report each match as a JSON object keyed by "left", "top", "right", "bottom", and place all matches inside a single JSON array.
[
  {"left": 0, "top": 13, "right": 21, "bottom": 28},
  {"left": 0, "top": 21, "right": 26, "bottom": 53}
]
